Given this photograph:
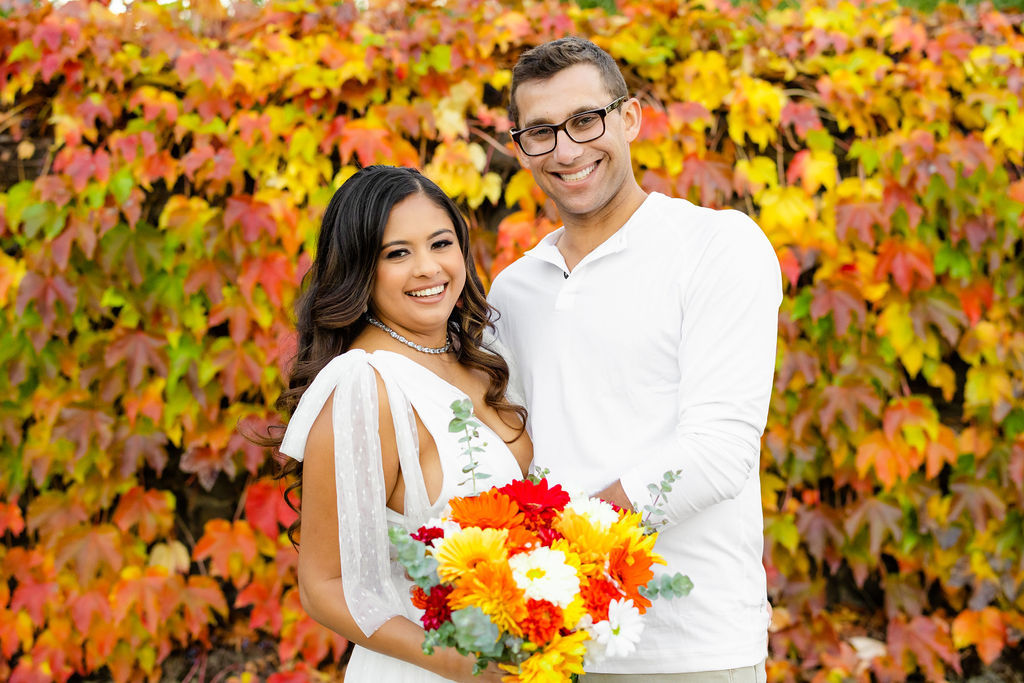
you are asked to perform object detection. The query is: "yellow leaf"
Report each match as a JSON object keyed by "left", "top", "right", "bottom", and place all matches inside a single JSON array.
[
  {"left": 734, "top": 156, "right": 778, "bottom": 195},
  {"left": 757, "top": 186, "right": 816, "bottom": 246},
  {"left": 504, "top": 170, "right": 537, "bottom": 211},
  {"left": 727, "top": 77, "right": 785, "bottom": 150},
  {"left": 149, "top": 541, "right": 191, "bottom": 573},
  {"left": 669, "top": 51, "right": 731, "bottom": 111}
]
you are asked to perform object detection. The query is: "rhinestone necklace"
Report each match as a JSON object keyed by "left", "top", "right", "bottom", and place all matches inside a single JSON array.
[{"left": 365, "top": 314, "right": 453, "bottom": 355}]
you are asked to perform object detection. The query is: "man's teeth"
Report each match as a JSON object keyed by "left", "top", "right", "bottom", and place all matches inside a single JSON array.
[
  {"left": 408, "top": 284, "right": 445, "bottom": 297},
  {"left": 559, "top": 164, "right": 596, "bottom": 182}
]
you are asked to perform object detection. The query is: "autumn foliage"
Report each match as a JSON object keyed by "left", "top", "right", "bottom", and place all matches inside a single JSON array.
[{"left": 1, "top": 0, "right": 1023, "bottom": 680}]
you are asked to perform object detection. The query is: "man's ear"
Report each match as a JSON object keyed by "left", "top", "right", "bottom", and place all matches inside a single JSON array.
[{"left": 622, "top": 96, "right": 643, "bottom": 144}]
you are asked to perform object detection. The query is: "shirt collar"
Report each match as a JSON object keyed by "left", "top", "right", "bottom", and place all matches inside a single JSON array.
[{"left": 523, "top": 193, "right": 659, "bottom": 270}]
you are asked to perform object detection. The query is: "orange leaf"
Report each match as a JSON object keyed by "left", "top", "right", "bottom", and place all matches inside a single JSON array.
[
  {"left": 112, "top": 487, "right": 174, "bottom": 543},
  {"left": 952, "top": 608, "right": 1005, "bottom": 665},
  {"left": 193, "top": 519, "right": 258, "bottom": 580}
]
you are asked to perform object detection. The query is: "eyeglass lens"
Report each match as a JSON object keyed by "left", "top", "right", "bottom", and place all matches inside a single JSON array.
[{"left": 519, "top": 112, "right": 606, "bottom": 155}]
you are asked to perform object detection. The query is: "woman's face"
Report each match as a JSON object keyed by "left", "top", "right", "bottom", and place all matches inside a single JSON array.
[{"left": 370, "top": 192, "right": 467, "bottom": 344}]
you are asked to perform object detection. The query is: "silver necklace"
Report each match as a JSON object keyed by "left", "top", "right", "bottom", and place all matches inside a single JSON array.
[{"left": 365, "top": 314, "right": 453, "bottom": 355}]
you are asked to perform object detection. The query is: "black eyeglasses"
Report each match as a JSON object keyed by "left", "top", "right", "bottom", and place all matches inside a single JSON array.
[{"left": 510, "top": 96, "right": 628, "bottom": 157}]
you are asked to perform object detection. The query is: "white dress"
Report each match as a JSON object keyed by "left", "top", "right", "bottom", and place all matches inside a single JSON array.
[{"left": 279, "top": 348, "right": 524, "bottom": 682}]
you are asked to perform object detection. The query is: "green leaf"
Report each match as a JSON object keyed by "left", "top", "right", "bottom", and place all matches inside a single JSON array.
[
  {"left": 451, "top": 606, "right": 502, "bottom": 657},
  {"left": 110, "top": 168, "right": 134, "bottom": 204}
]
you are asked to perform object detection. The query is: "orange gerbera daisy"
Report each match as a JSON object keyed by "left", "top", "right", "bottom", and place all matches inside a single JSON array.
[
  {"left": 450, "top": 490, "right": 525, "bottom": 530},
  {"left": 607, "top": 544, "right": 657, "bottom": 613},
  {"left": 580, "top": 576, "right": 624, "bottom": 622},
  {"left": 447, "top": 559, "right": 527, "bottom": 637}
]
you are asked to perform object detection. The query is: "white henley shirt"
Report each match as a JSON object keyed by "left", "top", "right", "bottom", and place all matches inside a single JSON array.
[{"left": 487, "top": 192, "right": 782, "bottom": 673}]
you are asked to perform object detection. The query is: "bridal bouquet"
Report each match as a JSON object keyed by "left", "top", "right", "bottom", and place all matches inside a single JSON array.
[{"left": 390, "top": 456, "right": 693, "bottom": 681}]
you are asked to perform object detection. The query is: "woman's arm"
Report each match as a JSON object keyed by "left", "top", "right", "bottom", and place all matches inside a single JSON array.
[{"left": 296, "top": 382, "right": 504, "bottom": 682}]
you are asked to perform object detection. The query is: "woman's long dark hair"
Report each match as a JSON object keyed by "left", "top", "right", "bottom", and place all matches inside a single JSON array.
[{"left": 270, "top": 165, "right": 526, "bottom": 545}]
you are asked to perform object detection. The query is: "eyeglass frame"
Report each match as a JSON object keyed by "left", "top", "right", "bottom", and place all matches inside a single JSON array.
[{"left": 509, "top": 96, "right": 629, "bottom": 157}]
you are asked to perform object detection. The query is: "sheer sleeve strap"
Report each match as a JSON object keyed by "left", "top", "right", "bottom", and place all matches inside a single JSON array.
[{"left": 279, "top": 350, "right": 406, "bottom": 637}]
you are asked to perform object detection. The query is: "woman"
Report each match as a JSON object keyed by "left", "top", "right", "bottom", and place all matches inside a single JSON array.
[{"left": 275, "top": 166, "right": 532, "bottom": 681}]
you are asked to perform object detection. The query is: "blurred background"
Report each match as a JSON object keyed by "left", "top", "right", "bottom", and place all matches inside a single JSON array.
[{"left": 1, "top": 0, "right": 1023, "bottom": 680}]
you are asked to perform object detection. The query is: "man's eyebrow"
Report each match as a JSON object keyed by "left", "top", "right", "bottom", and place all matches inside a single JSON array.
[
  {"left": 380, "top": 228, "right": 455, "bottom": 250},
  {"left": 521, "top": 104, "right": 602, "bottom": 129}
]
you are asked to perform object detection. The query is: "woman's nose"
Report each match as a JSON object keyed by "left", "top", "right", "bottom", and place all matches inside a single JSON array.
[{"left": 412, "top": 252, "right": 442, "bottom": 276}]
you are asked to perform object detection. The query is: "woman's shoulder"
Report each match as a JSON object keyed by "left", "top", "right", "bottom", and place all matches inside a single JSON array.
[{"left": 279, "top": 349, "right": 380, "bottom": 462}]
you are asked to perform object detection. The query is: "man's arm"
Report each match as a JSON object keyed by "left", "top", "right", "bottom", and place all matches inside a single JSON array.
[{"left": 606, "top": 211, "right": 782, "bottom": 523}]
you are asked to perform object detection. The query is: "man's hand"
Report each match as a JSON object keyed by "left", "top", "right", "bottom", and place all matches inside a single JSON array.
[{"left": 596, "top": 480, "right": 634, "bottom": 511}]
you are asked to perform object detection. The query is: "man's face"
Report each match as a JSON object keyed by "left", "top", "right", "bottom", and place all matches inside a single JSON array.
[{"left": 512, "top": 63, "right": 641, "bottom": 225}]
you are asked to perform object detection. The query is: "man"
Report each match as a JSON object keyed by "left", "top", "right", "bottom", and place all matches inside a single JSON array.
[{"left": 487, "top": 37, "right": 781, "bottom": 681}]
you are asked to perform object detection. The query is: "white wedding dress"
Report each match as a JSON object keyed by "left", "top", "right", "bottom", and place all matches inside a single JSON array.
[{"left": 279, "top": 348, "right": 524, "bottom": 682}]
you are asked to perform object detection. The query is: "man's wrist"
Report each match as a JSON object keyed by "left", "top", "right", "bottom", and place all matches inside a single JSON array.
[{"left": 596, "top": 479, "right": 633, "bottom": 511}]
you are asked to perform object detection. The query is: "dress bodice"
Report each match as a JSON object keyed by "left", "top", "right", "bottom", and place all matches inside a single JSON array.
[{"left": 279, "top": 348, "right": 523, "bottom": 638}]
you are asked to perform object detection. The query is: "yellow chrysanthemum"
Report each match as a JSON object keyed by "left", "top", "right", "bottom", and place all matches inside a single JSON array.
[
  {"left": 448, "top": 560, "right": 526, "bottom": 637},
  {"left": 434, "top": 527, "right": 508, "bottom": 583},
  {"left": 500, "top": 630, "right": 588, "bottom": 682},
  {"left": 555, "top": 510, "right": 616, "bottom": 570},
  {"left": 561, "top": 594, "right": 588, "bottom": 631}
]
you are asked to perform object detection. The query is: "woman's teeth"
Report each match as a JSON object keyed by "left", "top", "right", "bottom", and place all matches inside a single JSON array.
[{"left": 408, "top": 284, "right": 445, "bottom": 297}]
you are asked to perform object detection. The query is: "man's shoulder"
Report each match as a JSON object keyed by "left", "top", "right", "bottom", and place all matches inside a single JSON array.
[{"left": 642, "top": 193, "right": 765, "bottom": 246}]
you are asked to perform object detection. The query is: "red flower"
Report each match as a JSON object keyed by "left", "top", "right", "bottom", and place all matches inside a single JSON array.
[
  {"left": 411, "top": 525, "right": 445, "bottom": 545},
  {"left": 497, "top": 478, "right": 569, "bottom": 530},
  {"left": 520, "top": 599, "right": 563, "bottom": 645},
  {"left": 411, "top": 583, "right": 454, "bottom": 630},
  {"left": 535, "top": 526, "right": 565, "bottom": 547}
]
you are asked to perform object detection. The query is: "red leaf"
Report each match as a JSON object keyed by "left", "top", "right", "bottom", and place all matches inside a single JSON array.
[
  {"left": 817, "top": 382, "right": 882, "bottom": 434},
  {"left": 809, "top": 280, "right": 866, "bottom": 335},
  {"left": 953, "top": 608, "right": 1006, "bottom": 665},
  {"left": 676, "top": 154, "right": 733, "bottom": 207},
  {"left": 225, "top": 196, "right": 278, "bottom": 242},
  {"left": 54, "top": 406, "right": 115, "bottom": 459},
  {"left": 212, "top": 340, "right": 263, "bottom": 401},
  {"left": 236, "top": 579, "right": 284, "bottom": 632},
  {"left": 843, "top": 495, "right": 903, "bottom": 557},
  {"left": 874, "top": 239, "right": 934, "bottom": 294},
  {"left": 69, "top": 590, "right": 113, "bottom": 635},
  {"left": 882, "top": 183, "right": 924, "bottom": 231},
  {"left": 11, "top": 577, "right": 58, "bottom": 622},
  {"left": 179, "top": 445, "right": 236, "bottom": 491},
  {"left": 238, "top": 252, "right": 294, "bottom": 309},
  {"left": 54, "top": 524, "right": 124, "bottom": 584},
  {"left": 835, "top": 200, "right": 885, "bottom": 246},
  {"left": 781, "top": 101, "right": 823, "bottom": 138},
  {"left": 176, "top": 49, "right": 234, "bottom": 89},
  {"left": 15, "top": 272, "right": 77, "bottom": 329},
  {"left": 104, "top": 330, "right": 168, "bottom": 390},
  {"left": 338, "top": 123, "right": 394, "bottom": 166},
  {"left": 887, "top": 614, "right": 961, "bottom": 680},
  {"left": 957, "top": 281, "right": 994, "bottom": 326},
  {"left": 110, "top": 568, "right": 180, "bottom": 636},
  {"left": 949, "top": 480, "right": 1006, "bottom": 529},
  {"left": 181, "top": 575, "right": 228, "bottom": 639},
  {"left": 245, "top": 478, "right": 298, "bottom": 538}
]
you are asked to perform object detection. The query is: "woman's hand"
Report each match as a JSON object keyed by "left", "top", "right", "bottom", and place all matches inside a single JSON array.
[{"left": 429, "top": 648, "right": 507, "bottom": 682}]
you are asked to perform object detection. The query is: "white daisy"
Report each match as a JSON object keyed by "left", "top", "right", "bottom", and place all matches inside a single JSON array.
[
  {"left": 507, "top": 546, "right": 580, "bottom": 608},
  {"left": 587, "top": 598, "right": 644, "bottom": 658},
  {"left": 565, "top": 495, "right": 620, "bottom": 530}
]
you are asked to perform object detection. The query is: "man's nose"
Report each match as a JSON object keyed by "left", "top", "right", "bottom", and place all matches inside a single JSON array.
[{"left": 552, "top": 129, "right": 584, "bottom": 164}]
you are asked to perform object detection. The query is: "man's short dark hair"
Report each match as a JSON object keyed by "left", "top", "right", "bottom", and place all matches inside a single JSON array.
[{"left": 509, "top": 37, "right": 629, "bottom": 127}]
